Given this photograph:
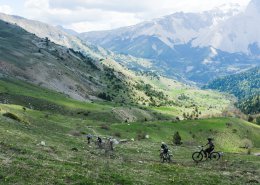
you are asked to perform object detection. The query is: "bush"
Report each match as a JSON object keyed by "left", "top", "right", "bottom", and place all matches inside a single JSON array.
[
  {"left": 256, "top": 116, "right": 260, "bottom": 125},
  {"left": 240, "top": 138, "right": 253, "bottom": 149},
  {"left": 114, "top": 132, "right": 122, "bottom": 138},
  {"left": 247, "top": 148, "right": 251, "bottom": 155},
  {"left": 173, "top": 131, "right": 182, "bottom": 145},
  {"left": 137, "top": 132, "right": 146, "bottom": 140},
  {"left": 3, "top": 112, "right": 22, "bottom": 122},
  {"left": 226, "top": 122, "right": 232, "bottom": 127},
  {"left": 98, "top": 92, "right": 112, "bottom": 101},
  {"left": 69, "top": 130, "right": 81, "bottom": 137},
  {"left": 248, "top": 115, "right": 254, "bottom": 122},
  {"left": 100, "top": 124, "right": 110, "bottom": 130}
]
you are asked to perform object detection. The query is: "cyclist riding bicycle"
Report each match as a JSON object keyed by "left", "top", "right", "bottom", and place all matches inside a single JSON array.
[
  {"left": 161, "top": 142, "right": 169, "bottom": 155},
  {"left": 97, "top": 137, "right": 102, "bottom": 145},
  {"left": 203, "top": 138, "right": 214, "bottom": 156}
]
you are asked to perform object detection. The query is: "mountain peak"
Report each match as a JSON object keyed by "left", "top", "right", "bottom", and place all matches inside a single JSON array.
[{"left": 246, "top": 0, "right": 260, "bottom": 13}]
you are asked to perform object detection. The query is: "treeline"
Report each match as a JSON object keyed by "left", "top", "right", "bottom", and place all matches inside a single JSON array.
[
  {"left": 204, "top": 67, "right": 260, "bottom": 114},
  {"left": 236, "top": 95, "right": 260, "bottom": 115}
]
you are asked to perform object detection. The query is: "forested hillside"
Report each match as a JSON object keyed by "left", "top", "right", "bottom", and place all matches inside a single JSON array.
[
  {"left": 205, "top": 67, "right": 260, "bottom": 114},
  {"left": 237, "top": 95, "right": 260, "bottom": 115}
]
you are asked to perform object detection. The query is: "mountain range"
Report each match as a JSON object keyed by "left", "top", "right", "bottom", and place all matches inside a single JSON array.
[
  {"left": 0, "top": 15, "right": 235, "bottom": 118},
  {"left": 80, "top": 0, "right": 260, "bottom": 84}
]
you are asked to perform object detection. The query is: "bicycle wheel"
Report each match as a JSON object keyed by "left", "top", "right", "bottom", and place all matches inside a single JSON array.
[
  {"left": 166, "top": 154, "right": 172, "bottom": 163},
  {"left": 209, "top": 152, "right": 220, "bottom": 161},
  {"left": 192, "top": 152, "right": 203, "bottom": 162},
  {"left": 201, "top": 152, "right": 209, "bottom": 161},
  {"left": 160, "top": 153, "right": 165, "bottom": 163}
]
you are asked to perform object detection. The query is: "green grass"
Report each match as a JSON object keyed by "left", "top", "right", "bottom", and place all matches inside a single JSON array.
[
  {"left": 0, "top": 78, "right": 111, "bottom": 111},
  {"left": 98, "top": 118, "right": 260, "bottom": 152},
  {"left": 0, "top": 78, "right": 259, "bottom": 184},
  {"left": 0, "top": 102, "right": 259, "bottom": 184}
]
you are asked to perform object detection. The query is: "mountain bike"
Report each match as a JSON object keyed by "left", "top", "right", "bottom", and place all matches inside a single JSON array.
[
  {"left": 160, "top": 149, "right": 172, "bottom": 163},
  {"left": 192, "top": 146, "right": 221, "bottom": 162}
]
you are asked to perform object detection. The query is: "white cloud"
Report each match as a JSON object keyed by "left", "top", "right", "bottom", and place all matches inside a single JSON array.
[
  {"left": 68, "top": 12, "right": 140, "bottom": 32},
  {"left": 25, "top": 0, "right": 49, "bottom": 9},
  {"left": 0, "top": 5, "right": 12, "bottom": 14},
  {"left": 15, "top": 0, "right": 252, "bottom": 32}
]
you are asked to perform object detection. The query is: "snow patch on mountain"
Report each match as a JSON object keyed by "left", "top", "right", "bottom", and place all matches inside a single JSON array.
[{"left": 193, "top": 0, "right": 260, "bottom": 54}]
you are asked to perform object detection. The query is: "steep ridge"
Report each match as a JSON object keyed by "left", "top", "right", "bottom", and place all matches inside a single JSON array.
[
  {"left": 0, "top": 19, "right": 235, "bottom": 118},
  {"left": 0, "top": 19, "right": 135, "bottom": 103},
  {"left": 0, "top": 12, "right": 103, "bottom": 59},
  {"left": 0, "top": 12, "right": 177, "bottom": 83}
]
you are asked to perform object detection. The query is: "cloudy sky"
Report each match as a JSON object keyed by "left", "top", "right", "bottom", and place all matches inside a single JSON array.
[{"left": 0, "top": 0, "right": 251, "bottom": 33}]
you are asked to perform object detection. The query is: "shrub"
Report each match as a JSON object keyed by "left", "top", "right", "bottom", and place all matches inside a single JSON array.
[
  {"left": 100, "top": 124, "right": 110, "bottom": 130},
  {"left": 247, "top": 148, "right": 251, "bottom": 155},
  {"left": 256, "top": 116, "right": 260, "bottom": 125},
  {"left": 69, "top": 130, "right": 81, "bottom": 137},
  {"left": 173, "top": 131, "right": 182, "bottom": 145},
  {"left": 248, "top": 115, "right": 254, "bottom": 122},
  {"left": 3, "top": 112, "right": 22, "bottom": 122},
  {"left": 240, "top": 138, "right": 253, "bottom": 149},
  {"left": 114, "top": 132, "right": 122, "bottom": 138},
  {"left": 80, "top": 131, "right": 87, "bottom": 135},
  {"left": 226, "top": 122, "right": 232, "bottom": 127},
  {"left": 98, "top": 92, "right": 112, "bottom": 101},
  {"left": 137, "top": 132, "right": 146, "bottom": 140}
]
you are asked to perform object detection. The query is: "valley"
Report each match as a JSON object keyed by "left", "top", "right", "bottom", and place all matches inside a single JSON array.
[{"left": 0, "top": 0, "right": 259, "bottom": 184}]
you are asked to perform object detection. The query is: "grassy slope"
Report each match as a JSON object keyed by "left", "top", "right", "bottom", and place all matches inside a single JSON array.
[
  {"left": 0, "top": 80, "right": 259, "bottom": 185},
  {"left": 0, "top": 78, "right": 110, "bottom": 111},
  {"left": 0, "top": 105, "right": 259, "bottom": 185},
  {"left": 1, "top": 78, "right": 176, "bottom": 124},
  {"left": 105, "top": 59, "right": 234, "bottom": 118}
]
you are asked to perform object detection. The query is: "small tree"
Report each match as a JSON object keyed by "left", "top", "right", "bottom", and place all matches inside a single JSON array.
[
  {"left": 173, "top": 131, "right": 182, "bottom": 145},
  {"left": 45, "top": 37, "right": 50, "bottom": 46},
  {"left": 256, "top": 116, "right": 260, "bottom": 125},
  {"left": 240, "top": 138, "right": 253, "bottom": 149},
  {"left": 248, "top": 115, "right": 254, "bottom": 122}
]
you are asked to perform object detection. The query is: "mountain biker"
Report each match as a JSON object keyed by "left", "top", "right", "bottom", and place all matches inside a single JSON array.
[
  {"left": 203, "top": 138, "right": 214, "bottom": 156},
  {"left": 108, "top": 138, "right": 114, "bottom": 151},
  {"left": 86, "top": 134, "right": 92, "bottom": 144},
  {"left": 161, "top": 142, "right": 169, "bottom": 155},
  {"left": 97, "top": 137, "right": 102, "bottom": 145}
]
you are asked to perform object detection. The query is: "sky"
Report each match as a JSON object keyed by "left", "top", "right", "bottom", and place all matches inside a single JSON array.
[{"left": 0, "top": 0, "right": 251, "bottom": 33}]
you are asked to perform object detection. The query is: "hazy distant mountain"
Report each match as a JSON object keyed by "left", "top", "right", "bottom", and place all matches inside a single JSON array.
[
  {"left": 81, "top": 4, "right": 241, "bottom": 51},
  {"left": 194, "top": 0, "right": 260, "bottom": 54},
  {"left": 56, "top": 25, "right": 79, "bottom": 36},
  {"left": 80, "top": 1, "right": 260, "bottom": 84}
]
